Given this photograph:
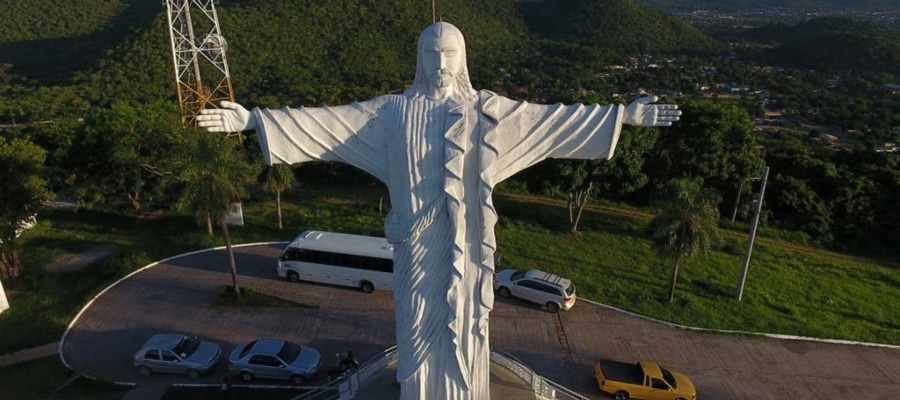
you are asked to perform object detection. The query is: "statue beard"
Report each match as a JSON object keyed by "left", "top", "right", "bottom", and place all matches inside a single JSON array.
[{"left": 432, "top": 68, "right": 454, "bottom": 88}]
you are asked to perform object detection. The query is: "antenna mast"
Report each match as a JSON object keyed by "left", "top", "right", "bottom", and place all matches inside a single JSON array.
[{"left": 165, "top": 0, "right": 240, "bottom": 141}]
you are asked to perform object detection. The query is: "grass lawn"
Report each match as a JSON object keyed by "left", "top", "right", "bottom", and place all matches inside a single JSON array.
[
  {"left": 493, "top": 193, "right": 900, "bottom": 344},
  {"left": 0, "top": 356, "right": 128, "bottom": 400},
  {"left": 1, "top": 182, "right": 898, "bottom": 361}
]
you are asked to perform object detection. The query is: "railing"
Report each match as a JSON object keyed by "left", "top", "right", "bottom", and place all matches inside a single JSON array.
[
  {"left": 291, "top": 345, "right": 589, "bottom": 400},
  {"left": 489, "top": 349, "right": 591, "bottom": 400},
  {"left": 290, "top": 346, "right": 398, "bottom": 400}
]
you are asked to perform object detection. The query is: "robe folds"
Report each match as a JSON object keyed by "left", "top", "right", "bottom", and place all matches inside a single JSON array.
[{"left": 254, "top": 90, "right": 623, "bottom": 400}]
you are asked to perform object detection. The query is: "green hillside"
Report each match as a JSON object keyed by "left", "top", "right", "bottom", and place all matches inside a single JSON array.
[
  {"left": 742, "top": 17, "right": 900, "bottom": 74},
  {"left": 0, "top": 0, "right": 721, "bottom": 93},
  {"left": 520, "top": 0, "right": 722, "bottom": 55},
  {"left": 0, "top": 0, "right": 159, "bottom": 84},
  {"left": 638, "top": 0, "right": 900, "bottom": 12},
  {"left": 1, "top": 0, "right": 530, "bottom": 104}
]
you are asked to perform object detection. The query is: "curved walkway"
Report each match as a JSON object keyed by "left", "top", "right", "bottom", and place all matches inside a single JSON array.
[{"left": 62, "top": 244, "right": 900, "bottom": 399}]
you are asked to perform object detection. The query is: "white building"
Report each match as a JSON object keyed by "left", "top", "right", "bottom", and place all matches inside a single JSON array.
[{"left": 0, "top": 278, "right": 9, "bottom": 314}]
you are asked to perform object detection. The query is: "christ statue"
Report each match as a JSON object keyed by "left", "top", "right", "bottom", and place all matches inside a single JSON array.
[{"left": 198, "top": 22, "right": 680, "bottom": 400}]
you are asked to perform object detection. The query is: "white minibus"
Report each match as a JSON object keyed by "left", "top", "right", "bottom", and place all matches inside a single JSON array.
[{"left": 277, "top": 230, "right": 394, "bottom": 293}]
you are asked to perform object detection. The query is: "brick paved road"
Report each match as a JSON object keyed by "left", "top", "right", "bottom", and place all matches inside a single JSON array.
[{"left": 62, "top": 244, "right": 900, "bottom": 399}]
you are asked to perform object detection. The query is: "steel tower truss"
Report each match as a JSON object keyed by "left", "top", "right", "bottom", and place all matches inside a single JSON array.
[{"left": 165, "top": 0, "right": 240, "bottom": 140}]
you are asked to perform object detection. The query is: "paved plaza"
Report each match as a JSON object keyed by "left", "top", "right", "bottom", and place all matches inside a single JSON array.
[{"left": 62, "top": 244, "right": 900, "bottom": 399}]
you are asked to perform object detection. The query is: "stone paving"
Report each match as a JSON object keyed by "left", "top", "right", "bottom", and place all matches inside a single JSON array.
[
  {"left": 0, "top": 342, "right": 58, "bottom": 368},
  {"left": 62, "top": 244, "right": 900, "bottom": 399}
]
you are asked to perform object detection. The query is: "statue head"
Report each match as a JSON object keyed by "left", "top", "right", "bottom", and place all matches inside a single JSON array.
[{"left": 406, "top": 22, "right": 476, "bottom": 101}]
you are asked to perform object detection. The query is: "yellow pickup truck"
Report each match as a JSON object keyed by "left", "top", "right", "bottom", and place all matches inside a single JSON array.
[{"left": 594, "top": 359, "right": 697, "bottom": 400}]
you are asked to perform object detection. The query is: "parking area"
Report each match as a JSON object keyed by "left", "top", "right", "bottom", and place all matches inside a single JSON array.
[{"left": 62, "top": 244, "right": 900, "bottom": 399}]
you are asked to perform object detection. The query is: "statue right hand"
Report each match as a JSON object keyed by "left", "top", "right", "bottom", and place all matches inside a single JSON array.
[{"left": 197, "top": 101, "right": 257, "bottom": 132}]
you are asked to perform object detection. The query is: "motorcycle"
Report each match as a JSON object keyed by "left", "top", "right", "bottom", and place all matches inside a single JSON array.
[{"left": 326, "top": 350, "right": 360, "bottom": 381}]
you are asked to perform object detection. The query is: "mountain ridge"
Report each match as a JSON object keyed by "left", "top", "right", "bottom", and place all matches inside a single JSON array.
[
  {"left": 741, "top": 17, "right": 900, "bottom": 74},
  {"left": 638, "top": 0, "right": 900, "bottom": 12}
]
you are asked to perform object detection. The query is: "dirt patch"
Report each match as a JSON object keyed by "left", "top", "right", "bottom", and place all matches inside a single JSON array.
[{"left": 52, "top": 244, "right": 117, "bottom": 273}]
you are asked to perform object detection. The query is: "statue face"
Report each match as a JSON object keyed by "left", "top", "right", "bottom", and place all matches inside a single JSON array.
[{"left": 420, "top": 33, "right": 462, "bottom": 89}]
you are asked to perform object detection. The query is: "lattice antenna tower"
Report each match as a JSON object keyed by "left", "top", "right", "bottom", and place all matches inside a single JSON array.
[{"left": 165, "top": 0, "right": 241, "bottom": 141}]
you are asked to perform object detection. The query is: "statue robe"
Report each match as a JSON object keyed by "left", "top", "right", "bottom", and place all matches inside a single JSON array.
[{"left": 254, "top": 90, "right": 624, "bottom": 400}]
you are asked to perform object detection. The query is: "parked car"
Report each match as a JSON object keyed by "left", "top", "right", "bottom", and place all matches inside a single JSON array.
[
  {"left": 228, "top": 339, "right": 322, "bottom": 384},
  {"left": 492, "top": 268, "right": 576, "bottom": 313},
  {"left": 594, "top": 359, "right": 697, "bottom": 400},
  {"left": 132, "top": 333, "right": 221, "bottom": 378}
]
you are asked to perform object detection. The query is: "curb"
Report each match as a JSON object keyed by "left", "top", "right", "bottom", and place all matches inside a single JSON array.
[{"left": 580, "top": 298, "right": 900, "bottom": 350}]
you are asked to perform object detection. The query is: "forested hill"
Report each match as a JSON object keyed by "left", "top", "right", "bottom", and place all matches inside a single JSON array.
[
  {"left": 0, "top": 0, "right": 530, "bottom": 101},
  {"left": 0, "top": 0, "right": 721, "bottom": 92},
  {"left": 83, "top": 0, "right": 531, "bottom": 107},
  {"left": 638, "top": 0, "right": 900, "bottom": 12},
  {"left": 0, "top": 0, "right": 159, "bottom": 84},
  {"left": 520, "top": 0, "right": 721, "bottom": 54},
  {"left": 742, "top": 17, "right": 900, "bottom": 75}
]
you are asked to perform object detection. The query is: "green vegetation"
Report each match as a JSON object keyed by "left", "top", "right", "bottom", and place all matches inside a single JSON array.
[
  {"left": 640, "top": 0, "right": 900, "bottom": 12},
  {"left": 0, "top": 356, "right": 128, "bottom": 400},
  {"left": 648, "top": 178, "right": 722, "bottom": 303},
  {"left": 176, "top": 132, "right": 255, "bottom": 298},
  {"left": 260, "top": 163, "right": 296, "bottom": 230},
  {"left": 520, "top": 0, "right": 723, "bottom": 54},
  {"left": 2, "top": 185, "right": 898, "bottom": 360},
  {"left": 493, "top": 192, "right": 900, "bottom": 344},
  {"left": 1, "top": 0, "right": 899, "bottom": 366},
  {"left": 745, "top": 17, "right": 900, "bottom": 75},
  {"left": 2, "top": 0, "right": 896, "bottom": 257},
  {"left": 0, "top": 184, "right": 385, "bottom": 354},
  {"left": 0, "top": 137, "right": 53, "bottom": 278},
  {"left": 213, "top": 285, "right": 318, "bottom": 309}
]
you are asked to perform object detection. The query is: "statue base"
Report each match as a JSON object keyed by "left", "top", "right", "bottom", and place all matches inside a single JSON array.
[{"left": 353, "top": 360, "right": 538, "bottom": 400}]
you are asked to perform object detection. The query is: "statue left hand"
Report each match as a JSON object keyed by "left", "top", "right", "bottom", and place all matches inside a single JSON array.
[{"left": 623, "top": 96, "right": 681, "bottom": 127}]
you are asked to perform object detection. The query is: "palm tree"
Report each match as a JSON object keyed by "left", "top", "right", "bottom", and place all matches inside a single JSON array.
[
  {"left": 177, "top": 133, "right": 251, "bottom": 298},
  {"left": 648, "top": 178, "right": 721, "bottom": 303},
  {"left": 260, "top": 163, "right": 295, "bottom": 230}
]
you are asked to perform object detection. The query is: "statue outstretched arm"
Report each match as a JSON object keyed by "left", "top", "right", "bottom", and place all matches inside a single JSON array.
[
  {"left": 484, "top": 94, "right": 624, "bottom": 182},
  {"left": 484, "top": 93, "right": 680, "bottom": 183},
  {"left": 253, "top": 97, "right": 392, "bottom": 182},
  {"left": 623, "top": 95, "right": 681, "bottom": 127},
  {"left": 197, "top": 101, "right": 257, "bottom": 132}
]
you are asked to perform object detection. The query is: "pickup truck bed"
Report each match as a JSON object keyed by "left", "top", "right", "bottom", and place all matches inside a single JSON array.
[{"left": 599, "top": 359, "right": 644, "bottom": 385}]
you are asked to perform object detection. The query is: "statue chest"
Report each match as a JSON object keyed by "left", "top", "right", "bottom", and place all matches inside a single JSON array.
[{"left": 385, "top": 99, "right": 484, "bottom": 212}]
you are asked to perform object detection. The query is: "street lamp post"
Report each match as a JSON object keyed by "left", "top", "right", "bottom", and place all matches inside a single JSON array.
[{"left": 736, "top": 166, "right": 770, "bottom": 301}]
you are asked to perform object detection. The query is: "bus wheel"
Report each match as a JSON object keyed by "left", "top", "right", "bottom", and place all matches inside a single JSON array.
[
  {"left": 288, "top": 271, "right": 300, "bottom": 283},
  {"left": 360, "top": 281, "right": 375, "bottom": 293}
]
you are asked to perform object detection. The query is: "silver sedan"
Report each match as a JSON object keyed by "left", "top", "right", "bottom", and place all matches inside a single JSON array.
[
  {"left": 228, "top": 339, "right": 322, "bottom": 384},
  {"left": 132, "top": 333, "right": 221, "bottom": 378}
]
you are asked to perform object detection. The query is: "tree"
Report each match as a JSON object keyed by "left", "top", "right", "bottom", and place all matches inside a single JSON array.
[
  {"left": 645, "top": 99, "right": 760, "bottom": 212},
  {"left": 648, "top": 178, "right": 721, "bottom": 303},
  {"left": 259, "top": 163, "right": 294, "bottom": 230},
  {"left": 553, "top": 125, "right": 659, "bottom": 232},
  {"left": 0, "top": 137, "right": 52, "bottom": 278},
  {"left": 64, "top": 101, "right": 182, "bottom": 211},
  {"left": 177, "top": 133, "right": 252, "bottom": 298},
  {"left": 593, "top": 125, "right": 659, "bottom": 201},
  {"left": 553, "top": 160, "right": 594, "bottom": 232}
]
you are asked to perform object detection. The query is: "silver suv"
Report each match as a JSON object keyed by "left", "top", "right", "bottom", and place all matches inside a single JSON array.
[{"left": 493, "top": 268, "right": 576, "bottom": 313}]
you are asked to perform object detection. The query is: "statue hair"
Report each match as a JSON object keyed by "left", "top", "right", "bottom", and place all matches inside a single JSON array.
[{"left": 406, "top": 22, "right": 477, "bottom": 101}]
